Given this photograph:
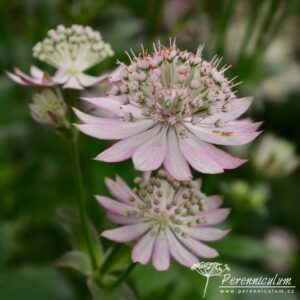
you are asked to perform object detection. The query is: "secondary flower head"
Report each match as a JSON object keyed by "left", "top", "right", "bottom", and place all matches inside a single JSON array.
[
  {"left": 253, "top": 133, "right": 299, "bottom": 178},
  {"left": 97, "top": 170, "right": 230, "bottom": 271},
  {"left": 75, "top": 41, "right": 261, "bottom": 180},
  {"left": 8, "top": 25, "right": 114, "bottom": 90},
  {"left": 30, "top": 88, "right": 67, "bottom": 125}
]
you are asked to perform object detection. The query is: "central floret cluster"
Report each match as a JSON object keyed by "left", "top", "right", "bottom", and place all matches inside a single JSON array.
[
  {"left": 111, "top": 43, "right": 236, "bottom": 125},
  {"left": 97, "top": 170, "right": 230, "bottom": 271}
]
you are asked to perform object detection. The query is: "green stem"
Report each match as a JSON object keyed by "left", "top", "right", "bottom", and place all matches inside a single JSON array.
[
  {"left": 109, "top": 263, "right": 136, "bottom": 288},
  {"left": 70, "top": 132, "right": 98, "bottom": 270}
]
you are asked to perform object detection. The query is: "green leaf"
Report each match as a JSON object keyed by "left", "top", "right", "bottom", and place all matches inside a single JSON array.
[
  {"left": 56, "top": 250, "right": 92, "bottom": 276},
  {"left": 0, "top": 265, "right": 74, "bottom": 300},
  {"left": 87, "top": 277, "right": 137, "bottom": 300},
  {"left": 56, "top": 207, "right": 103, "bottom": 267}
]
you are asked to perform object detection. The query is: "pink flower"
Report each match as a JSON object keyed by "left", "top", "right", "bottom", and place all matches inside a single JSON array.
[
  {"left": 97, "top": 170, "right": 230, "bottom": 271},
  {"left": 75, "top": 42, "right": 261, "bottom": 180},
  {"left": 8, "top": 25, "right": 114, "bottom": 90},
  {"left": 6, "top": 66, "right": 54, "bottom": 87}
]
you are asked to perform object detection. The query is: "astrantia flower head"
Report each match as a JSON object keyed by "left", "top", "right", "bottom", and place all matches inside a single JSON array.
[
  {"left": 75, "top": 41, "right": 261, "bottom": 180},
  {"left": 30, "top": 88, "right": 67, "bottom": 125},
  {"left": 8, "top": 25, "right": 114, "bottom": 90},
  {"left": 97, "top": 170, "right": 230, "bottom": 271}
]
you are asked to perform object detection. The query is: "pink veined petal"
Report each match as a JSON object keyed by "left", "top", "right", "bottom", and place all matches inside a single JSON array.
[
  {"left": 152, "top": 230, "right": 170, "bottom": 271},
  {"left": 95, "top": 125, "right": 162, "bottom": 162},
  {"left": 184, "top": 122, "right": 261, "bottom": 146},
  {"left": 75, "top": 118, "right": 156, "bottom": 140},
  {"left": 14, "top": 68, "right": 37, "bottom": 82},
  {"left": 30, "top": 66, "right": 44, "bottom": 79},
  {"left": 181, "top": 208, "right": 230, "bottom": 226},
  {"left": 196, "top": 140, "right": 247, "bottom": 169},
  {"left": 178, "top": 131, "right": 224, "bottom": 174},
  {"left": 115, "top": 175, "right": 133, "bottom": 194},
  {"left": 95, "top": 195, "right": 134, "bottom": 215},
  {"left": 163, "top": 127, "right": 192, "bottom": 181},
  {"left": 222, "top": 97, "right": 254, "bottom": 121},
  {"left": 76, "top": 73, "right": 101, "bottom": 87},
  {"left": 81, "top": 97, "right": 123, "bottom": 116},
  {"left": 63, "top": 76, "right": 83, "bottom": 90},
  {"left": 200, "top": 97, "right": 254, "bottom": 123},
  {"left": 165, "top": 228, "right": 198, "bottom": 268},
  {"left": 197, "top": 208, "right": 231, "bottom": 226},
  {"left": 178, "top": 235, "right": 219, "bottom": 258},
  {"left": 81, "top": 96, "right": 144, "bottom": 119},
  {"left": 133, "top": 126, "right": 168, "bottom": 171},
  {"left": 101, "top": 223, "right": 150, "bottom": 243},
  {"left": 52, "top": 70, "right": 70, "bottom": 84},
  {"left": 132, "top": 230, "right": 156, "bottom": 264},
  {"left": 202, "top": 195, "right": 223, "bottom": 211},
  {"left": 106, "top": 212, "right": 145, "bottom": 225},
  {"left": 183, "top": 227, "right": 230, "bottom": 241},
  {"left": 224, "top": 120, "right": 263, "bottom": 132},
  {"left": 104, "top": 177, "right": 133, "bottom": 204},
  {"left": 73, "top": 108, "right": 107, "bottom": 124},
  {"left": 6, "top": 71, "right": 29, "bottom": 85}
]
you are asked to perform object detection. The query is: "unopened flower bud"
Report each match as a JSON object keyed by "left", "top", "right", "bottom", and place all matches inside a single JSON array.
[{"left": 29, "top": 89, "right": 67, "bottom": 126}]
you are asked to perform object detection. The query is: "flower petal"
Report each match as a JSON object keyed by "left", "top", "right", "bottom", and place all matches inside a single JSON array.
[
  {"left": 203, "top": 195, "right": 223, "bottom": 211},
  {"left": 152, "top": 230, "right": 170, "bottom": 271},
  {"left": 81, "top": 97, "right": 123, "bottom": 116},
  {"left": 95, "top": 125, "right": 162, "bottom": 162},
  {"left": 163, "top": 127, "right": 192, "bottom": 181},
  {"left": 63, "top": 76, "right": 83, "bottom": 90},
  {"left": 6, "top": 71, "right": 28, "bottom": 85},
  {"left": 101, "top": 223, "right": 150, "bottom": 243},
  {"left": 200, "top": 97, "right": 254, "bottom": 123},
  {"left": 52, "top": 70, "right": 70, "bottom": 84},
  {"left": 184, "top": 122, "right": 261, "bottom": 146},
  {"left": 95, "top": 195, "right": 133, "bottom": 215},
  {"left": 133, "top": 126, "right": 168, "bottom": 171},
  {"left": 178, "top": 131, "right": 224, "bottom": 174},
  {"left": 75, "top": 118, "right": 155, "bottom": 140},
  {"left": 197, "top": 208, "right": 230, "bottom": 226},
  {"left": 178, "top": 236, "right": 219, "bottom": 258},
  {"left": 76, "top": 73, "right": 101, "bottom": 87},
  {"left": 181, "top": 208, "right": 230, "bottom": 226},
  {"left": 132, "top": 230, "right": 156, "bottom": 264},
  {"left": 197, "top": 141, "right": 247, "bottom": 169},
  {"left": 104, "top": 177, "right": 133, "bottom": 204},
  {"left": 184, "top": 227, "right": 230, "bottom": 241},
  {"left": 106, "top": 212, "right": 145, "bottom": 225},
  {"left": 30, "top": 66, "right": 44, "bottom": 79},
  {"left": 165, "top": 228, "right": 198, "bottom": 268}
]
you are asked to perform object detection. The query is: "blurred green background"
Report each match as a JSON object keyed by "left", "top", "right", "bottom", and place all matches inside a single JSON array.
[{"left": 0, "top": 0, "right": 300, "bottom": 299}]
